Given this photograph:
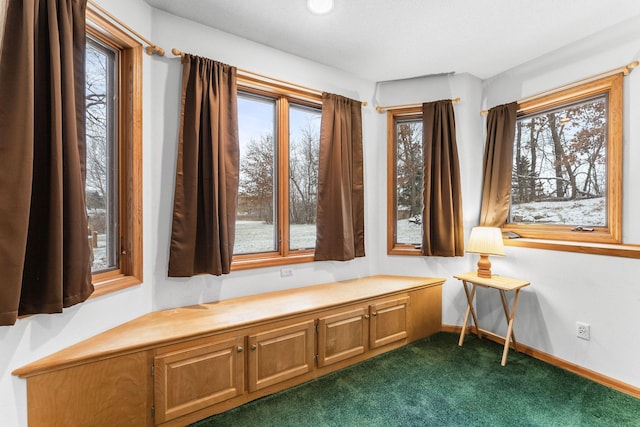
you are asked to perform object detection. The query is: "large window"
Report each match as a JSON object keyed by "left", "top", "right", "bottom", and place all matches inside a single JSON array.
[
  {"left": 387, "top": 108, "right": 423, "bottom": 255},
  {"left": 504, "top": 74, "right": 622, "bottom": 244},
  {"left": 234, "top": 86, "right": 321, "bottom": 268},
  {"left": 86, "top": 10, "right": 142, "bottom": 295}
]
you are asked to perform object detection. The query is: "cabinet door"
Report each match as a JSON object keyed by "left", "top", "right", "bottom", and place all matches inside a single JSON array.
[
  {"left": 154, "top": 336, "right": 244, "bottom": 423},
  {"left": 248, "top": 320, "right": 315, "bottom": 392},
  {"left": 317, "top": 307, "right": 368, "bottom": 367},
  {"left": 369, "top": 296, "right": 409, "bottom": 349}
]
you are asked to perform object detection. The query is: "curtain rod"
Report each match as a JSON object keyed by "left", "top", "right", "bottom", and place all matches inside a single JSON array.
[
  {"left": 480, "top": 60, "right": 639, "bottom": 115},
  {"left": 87, "top": 0, "right": 164, "bottom": 56},
  {"left": 171, "top": 48, "right": 368, "bottom": 106},
  {"left": 375, "top": 98, "right": 461, "bottom": 113}
]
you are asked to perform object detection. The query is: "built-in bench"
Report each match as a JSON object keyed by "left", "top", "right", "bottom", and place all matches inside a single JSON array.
[{"left": 14, "top": 275, "right": 444, "bottom": 426}]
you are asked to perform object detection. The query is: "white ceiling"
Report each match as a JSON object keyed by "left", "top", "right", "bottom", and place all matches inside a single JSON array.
[{"left": 145, "top": 0, "right": 640, "bottom": 82}]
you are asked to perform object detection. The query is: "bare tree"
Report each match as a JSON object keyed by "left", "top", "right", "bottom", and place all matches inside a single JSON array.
[
  {"left": 396, "top": 121, "right": 423, "bottom": 218},
  {"left": 289, "top": 120, "right": 319, "bottom": 224},
  {"left": 239, "top": 134, "right": 275, "bottom": 223}
]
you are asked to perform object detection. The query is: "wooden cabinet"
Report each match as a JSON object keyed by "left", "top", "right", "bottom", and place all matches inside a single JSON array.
[
  {"left": 248, "top": 320, "right": 315, "bottom": 392},
  {"left": 317, "top": 307, "right": 368, "bottom": 367},
  {"left": 369, "top": 296, "right": 409, "bottom": 349},
  {"left": 154, "top": 336, "right": 244, "bottom": 424},
  {"left": 317, "top": 296, "right": 410, "bottom": 368},
  {"left": 14, "top": 275, "right": 443, "bottom": 427}
]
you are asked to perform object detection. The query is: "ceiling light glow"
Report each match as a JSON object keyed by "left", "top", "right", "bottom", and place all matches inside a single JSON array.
[{"left": 307, "top": 0, "right": 333, "bottom": 15}]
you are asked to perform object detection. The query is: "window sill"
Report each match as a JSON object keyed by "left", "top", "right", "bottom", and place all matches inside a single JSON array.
[
  {"left": 231, "top": 252, "right": 316, "bottom": 271},
  {"left": 388, "top": 245, "right": 422, "bottom": 256},
  {"left": 91, "top": 274, "right": 143, "bottom": 299},
  {"left": 503, "top": 237, "right": 640, "bottom": 259}
]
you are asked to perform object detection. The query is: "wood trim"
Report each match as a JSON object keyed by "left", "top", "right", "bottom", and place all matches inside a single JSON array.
[
  {"left": 278, "top": 97, "right": 290, "bottom": 257},
  {"left": 442, "top": 324, "right": 640, "bottom": 398},
  {"left": 14, "top": 276, "right": 444, "bottom": 378},
  {"left": 387, "top": 108, "right": 423, "bottom": 255},
  {"left": 232, "top": 85, "right": 322, "bottom": 268},
  {"left": 231, "top": 252, "right": 315, "bottom": 271},
  {"left": 503, "top": 238, "right": 640, "bottom": 259},
  {"left": 86, "top": 10, "right": 143, "bottom": 296},
  {"left": 504, "top": 73, "right": 623, "bottom": 245}
]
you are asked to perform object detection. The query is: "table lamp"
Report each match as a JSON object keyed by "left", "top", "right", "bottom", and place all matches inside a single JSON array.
[{"left": 466, "top": 226, "right": 505, "bottom": 278}]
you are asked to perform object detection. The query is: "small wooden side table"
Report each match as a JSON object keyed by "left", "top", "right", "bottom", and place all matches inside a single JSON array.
[{"left": 454, "top": 272, "right": 530, "bottom": 366}]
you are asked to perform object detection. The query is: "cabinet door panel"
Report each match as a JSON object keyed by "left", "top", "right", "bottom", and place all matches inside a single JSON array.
[
  {"left": 248, "top": 320, "right": 315, "bottom": 392},
  {"left": 317, "top": 307, "right": 368, "bottom": 367},
  {"left": 370, "top": 296, "right": 409, "bottom": 349},
  {"left": 154, "top": 336, "right": 244, "bottom": 423}
]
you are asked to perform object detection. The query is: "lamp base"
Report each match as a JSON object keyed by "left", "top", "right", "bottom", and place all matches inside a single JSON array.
[{"left": 476, "top": 254, "right": 492, "bottom": 278}]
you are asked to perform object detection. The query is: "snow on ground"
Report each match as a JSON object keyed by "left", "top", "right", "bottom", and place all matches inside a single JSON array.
[{"left": 511, "top": 196, "right": 605, "bottom": 226}]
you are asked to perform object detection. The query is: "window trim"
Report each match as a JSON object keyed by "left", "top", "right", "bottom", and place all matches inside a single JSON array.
[
  {"left": 232, "top": 82, "right": 321, "bottom": 270},
  {"left": 86, "top": 9, "right": 143, "bottom": 297},
  {"left": 502, "top": 73, "right": 623, "bottom": 246},
  {"left": 387, "top": 107, "right": 423, "bottom": 256}
]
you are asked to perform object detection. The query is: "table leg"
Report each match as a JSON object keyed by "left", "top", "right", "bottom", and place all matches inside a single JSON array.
[
  {"left": 459, "top": 281, "right": 479, "bottom": 346},
  {"left": 499, "top": 290, "right": 518, "bottom": 351},
  {"left": 501, "top": 289, "right": 523, "bottom": 366}
]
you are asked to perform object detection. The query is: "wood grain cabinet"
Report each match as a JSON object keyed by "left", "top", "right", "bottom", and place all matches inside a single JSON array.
[
  {"left": 369, "top": 296, "right": 409, "bottom": 349},
  {"left": 248, "top": 320, "right": 316, "bottom": 392},
  {"left": 317, "top": 296, "right": 410, "bottom": 368},
  {"left": 13, "top": 275, "right": 443, "bottom": 427},
  {"left": 153, "top": 336, "right": 245, "bottom": 424},
  {"left": 317, "top": 306, "right": 369, "bottom": 367}
]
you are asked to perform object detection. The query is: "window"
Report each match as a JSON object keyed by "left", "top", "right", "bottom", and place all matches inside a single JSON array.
[
  {"left": 85, "top": 10, "right": 142, "bottom": 295},
  {"left": 234, "top": 85, "right": 321, "bottom": 269},
  {"left": 504, "top": 73, "right": 622, "bottom": 244},
  {"left": 387, "top": 108, "right": 423, "bottom": 255}
]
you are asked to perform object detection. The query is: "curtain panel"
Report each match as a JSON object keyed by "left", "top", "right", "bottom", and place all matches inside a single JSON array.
[
  {"left": 0, "top": 0, "right": 93, "bottom": 326},
  {"left": 421, "top": 100, "right": 464, "bottom": 257},
  {"left": 168, "top": 54, "right": 239, "bottom": 277},
  {"left": 315, "top": 93, "right": 365, "bottom": 261},
  {"left": 479, "top": 102, "right": 518, "bottom": 226}
]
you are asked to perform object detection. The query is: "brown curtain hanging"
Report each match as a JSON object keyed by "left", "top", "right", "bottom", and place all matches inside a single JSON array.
[
  {"left": 315, "top": 93, "right": 365, "bottom": 261},
  {"left": 0, "top": 0, "right": 93, "bottom": 326},
  {"left": 421, "top": 100, "right": 464, "bottom": 257},
  {"left": 479, "top": 102, "right": 518, "bottom": 226},
  {"left": 168, "top": 54, "right": 239, "bottom": 277}
]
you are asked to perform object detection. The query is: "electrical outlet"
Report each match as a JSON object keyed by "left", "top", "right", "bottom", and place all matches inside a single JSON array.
[
  {"left": 576, "top": 322, "right": 590, "bottom": 340},
  {"left": 280, "top": 268, "right": 293, "bottom": 277}
]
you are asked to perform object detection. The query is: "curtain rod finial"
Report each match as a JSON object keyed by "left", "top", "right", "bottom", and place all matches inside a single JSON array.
[
  {"left": 145, "top": 45, "right": 165, "bottom": 56},
  {"left": 171, "top": 48, "right": 184, "bottom": 57}
]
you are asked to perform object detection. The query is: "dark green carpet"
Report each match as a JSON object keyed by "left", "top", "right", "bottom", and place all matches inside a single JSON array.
[{"left": 191, "top": 333, "right": 640, "bottom": 426}]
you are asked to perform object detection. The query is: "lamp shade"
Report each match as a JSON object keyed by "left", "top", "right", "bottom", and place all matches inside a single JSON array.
[{"left": 466, "top": 226, "right": 505, "bottom": 256}]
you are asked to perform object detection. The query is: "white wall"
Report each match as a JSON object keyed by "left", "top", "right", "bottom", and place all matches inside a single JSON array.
[
  {"left": 0, "top": 1, "right": 155, "bottom": 426},
  {"left": 477, "top": 15, "right": 640, "bottom": 388},
  {"left": 2, "top": 3, "right": 640, "bottom": 426},
  {"left": 0, "top": 2, "right": 378, "bottom": 426},
  {"left": 147, "top": 8, "right": 378, "bottom": 312},
  {"left": 372, "top": 72, "right": 485, "bottom": 326}
]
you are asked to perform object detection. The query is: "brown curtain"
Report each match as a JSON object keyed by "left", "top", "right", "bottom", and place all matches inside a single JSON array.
[
  {"left": 0, "top": 0, "right": 93, "bottom": 326},
  {"left": 479, "top": 102, "right": 518, "bottom": 226},
  {"left": 315, "top": 93, "right": 365, "bottom": 261},
  {"left": 168, "top": 54, "right": 239, "bottom": 277},
  {"left": 421, "top": 100, "right": 464, "bottom": 256}
]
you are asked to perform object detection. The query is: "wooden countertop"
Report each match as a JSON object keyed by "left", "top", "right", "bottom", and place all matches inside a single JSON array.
[{"left": 14, "top": 275, "right": 444, "bottom": 378}]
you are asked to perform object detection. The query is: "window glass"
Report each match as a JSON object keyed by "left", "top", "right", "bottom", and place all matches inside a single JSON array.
[
  {"left": 511, "top": 96, "right": 607, "bottom": 227},
  {"left": 234, "top": 86, "right": 321, "bottom": 268},
  {"left": 395, "top": 117, "right": 423, "bottom": 246},
  {"left": 85, "top": 37, "right": 118, "bottom": 273},
  {"left": 236, "top": 93, "right": 277, "bottom": 254},
  {"left": 289, "top": 104, "right": 320, "bottom": 250},
  {"left": 503, "top": 73, "right": 622, "bottom": 246},
  {"left": 85, "top": 9, "right": 143, "bottom": 294}
]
